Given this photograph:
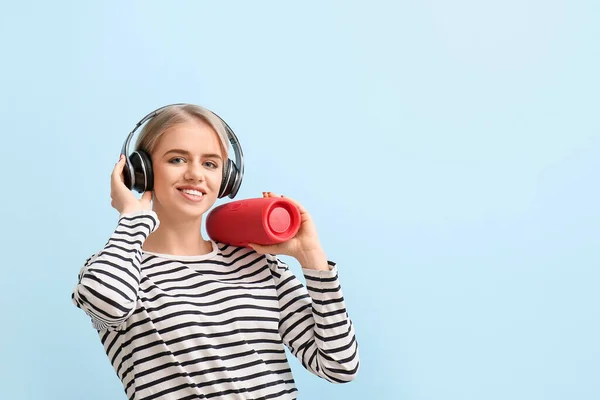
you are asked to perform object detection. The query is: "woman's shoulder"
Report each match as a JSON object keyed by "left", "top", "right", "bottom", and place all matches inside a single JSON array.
[
  {"left": 213, "top": 241, "right": 285, "bottom": 269},
  {"left": 213, "top": 241, "right": 268, "bottom": 262}
]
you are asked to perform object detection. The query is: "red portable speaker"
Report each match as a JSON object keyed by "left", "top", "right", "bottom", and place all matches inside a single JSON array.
[{"left": 206, "top": 197, "right": 301, "bottom": 247}]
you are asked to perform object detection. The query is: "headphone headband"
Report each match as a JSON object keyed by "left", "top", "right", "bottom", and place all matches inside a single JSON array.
[{"left": 121, "top": 103, "right": 244, "bottom": 199}]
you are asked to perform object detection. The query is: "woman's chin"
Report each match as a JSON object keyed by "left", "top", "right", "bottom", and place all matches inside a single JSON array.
[
  {"left": 153, "top": 194, "right": 217, "bottom": 221},
  {"left": 155, "top": 204, "right": 210, "bottom": 222}
]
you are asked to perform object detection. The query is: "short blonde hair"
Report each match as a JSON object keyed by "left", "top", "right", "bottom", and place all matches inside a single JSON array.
[{"left": 135, "top": 104, "right": 229, "bottom": 159}]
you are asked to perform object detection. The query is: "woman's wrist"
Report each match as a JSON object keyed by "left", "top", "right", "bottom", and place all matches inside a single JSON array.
[{"left": 295, "top": 247, "right": 330, "bottom": 271}]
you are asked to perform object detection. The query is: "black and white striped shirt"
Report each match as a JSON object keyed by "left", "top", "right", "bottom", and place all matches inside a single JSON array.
[{"left": 72, "top": 210, "right": 359, "bottom": 399}]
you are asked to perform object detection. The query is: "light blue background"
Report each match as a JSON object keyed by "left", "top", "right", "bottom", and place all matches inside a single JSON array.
[{"left": 1, "top": 1, "right": 598, "bottom": 399}]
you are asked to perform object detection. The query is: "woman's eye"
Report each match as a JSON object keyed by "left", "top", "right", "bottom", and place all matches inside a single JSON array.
[
  {"left": 204, "top": 161, "right": 219, "bottom": 169},
  {"left": 169, "top": 157, "right": 186, "bottom": 164}
]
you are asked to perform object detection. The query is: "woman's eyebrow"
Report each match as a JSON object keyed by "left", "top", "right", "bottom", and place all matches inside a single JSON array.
[{"left": 163, "top": 149, "right": 222, "bottom": 159}]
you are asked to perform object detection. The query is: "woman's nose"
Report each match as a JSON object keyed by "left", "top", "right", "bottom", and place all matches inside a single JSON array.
[{"left": 184, "top": 161, "right": 204, "bottom": 181}]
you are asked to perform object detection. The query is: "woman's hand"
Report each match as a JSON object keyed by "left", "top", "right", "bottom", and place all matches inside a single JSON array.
[
  {"left": 248, "top": 192, "right": 330, "bottom": 270},
  {"left": 111, "top": 155, "right": 153, "bottom": 215}
]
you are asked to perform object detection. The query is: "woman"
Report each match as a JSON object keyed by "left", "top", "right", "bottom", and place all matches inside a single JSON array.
[{"left": 72, "top": 104, "right": 359, "bottom": 400}]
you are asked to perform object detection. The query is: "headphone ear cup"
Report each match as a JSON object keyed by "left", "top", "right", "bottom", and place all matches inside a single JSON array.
[
  {"left": 219, "top": 159, "right": 237, "bottom": 198},
  {"left": 130, "top": 150, "right": 154, "bottom": 193}
]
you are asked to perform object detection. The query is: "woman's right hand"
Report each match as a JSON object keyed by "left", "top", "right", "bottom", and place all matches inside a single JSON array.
[{"left": 111, "top": 155, "right": 153, "bottom": 214}]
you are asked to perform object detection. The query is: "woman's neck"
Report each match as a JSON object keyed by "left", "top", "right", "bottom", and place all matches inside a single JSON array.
[{"left": 142, "top": 214, "right": 212, "bottom": 256}]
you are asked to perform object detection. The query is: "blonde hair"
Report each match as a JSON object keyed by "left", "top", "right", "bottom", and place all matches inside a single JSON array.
[{"left": 135, "top": 104, "right": 230, "bottom": 159}]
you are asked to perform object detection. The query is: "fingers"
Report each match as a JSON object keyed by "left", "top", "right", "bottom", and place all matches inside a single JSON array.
[
  {"left": 263, "top": 191, "right": 282, "bottom": 198},
  {"left": 111, "top": 155, "right": 127, "bottom": 184},
  {"left": 114, "top": 154, "right": 126, "bottom": 169}
]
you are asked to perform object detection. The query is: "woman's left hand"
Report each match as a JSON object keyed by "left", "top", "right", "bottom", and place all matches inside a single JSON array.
[{"left": 248, "top": 192, "right": 328, "bottom": 269}]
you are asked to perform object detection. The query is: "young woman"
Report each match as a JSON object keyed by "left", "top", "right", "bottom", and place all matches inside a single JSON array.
[{"left": 72, "top": 104, "right": 359, "bottom": 400}]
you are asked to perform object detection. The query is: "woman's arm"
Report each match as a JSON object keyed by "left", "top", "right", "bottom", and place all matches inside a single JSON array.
[
  {"left": 266, "top": 254, "right": 360, "bottom": 383},
  {"left": 71, "top": 210, "right": 159, "bottom": 330}
]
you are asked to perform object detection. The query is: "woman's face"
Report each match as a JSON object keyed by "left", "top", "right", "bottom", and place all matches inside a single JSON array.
[{"left": 150, "top": 119, "right": 225, "bottom": 222}]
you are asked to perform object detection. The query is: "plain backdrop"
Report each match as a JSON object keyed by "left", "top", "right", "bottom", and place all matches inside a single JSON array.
[{"left": 1, "top": 1, "right": 598, "bottom": 399}]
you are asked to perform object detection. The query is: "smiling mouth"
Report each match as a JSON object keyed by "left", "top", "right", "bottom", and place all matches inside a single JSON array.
[{"left": 178, "top": 188, "right": 205, "bottom": 201}]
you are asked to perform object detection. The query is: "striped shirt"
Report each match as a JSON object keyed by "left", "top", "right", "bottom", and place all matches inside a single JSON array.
[{"left": 71, "top": 210, "right": 359, "bottom": 399}]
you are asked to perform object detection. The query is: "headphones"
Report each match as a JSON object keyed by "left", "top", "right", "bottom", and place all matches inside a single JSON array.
[{"left": 120, "top": 103, "right": 244, "bottom": 199}]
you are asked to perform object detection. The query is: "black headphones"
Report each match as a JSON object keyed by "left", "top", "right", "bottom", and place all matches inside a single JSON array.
[{"left": 120, "top": 103, "right": 244, "bottom": 199}]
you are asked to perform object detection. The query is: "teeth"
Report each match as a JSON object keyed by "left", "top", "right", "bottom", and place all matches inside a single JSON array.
[{"left": 181, "top": 189, "right": 204, "bottom": 196}]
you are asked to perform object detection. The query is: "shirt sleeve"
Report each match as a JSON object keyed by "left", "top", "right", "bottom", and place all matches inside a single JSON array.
[
  {"left": 265, "top": 254, "right": 360, "bottom": 383},
  {"left": 71, "top": 210, "right": 159, "bottom": 331}
]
